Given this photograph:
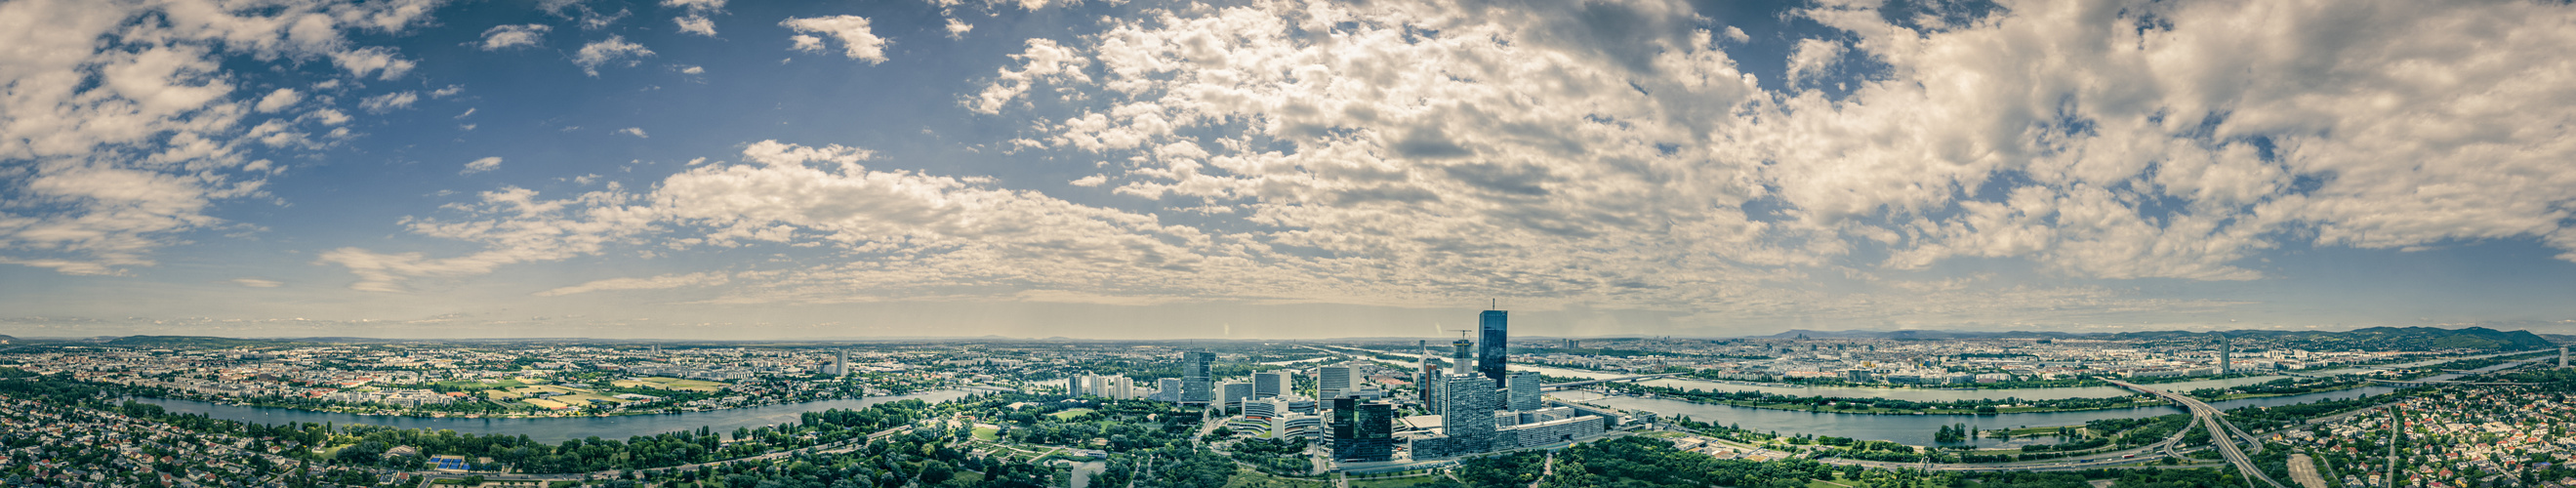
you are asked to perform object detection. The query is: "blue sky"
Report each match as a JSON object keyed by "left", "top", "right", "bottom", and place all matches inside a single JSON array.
[{"left": 4, "top": 0, "right": 2575, "bottom": 340}]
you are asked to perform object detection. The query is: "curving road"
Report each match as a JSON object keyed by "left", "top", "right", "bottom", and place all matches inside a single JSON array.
[{"left": 2108, "top": 380, "right": 2281, "bottom": 488}]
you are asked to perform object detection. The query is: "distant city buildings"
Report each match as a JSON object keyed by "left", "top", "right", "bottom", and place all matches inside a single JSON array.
[
  {"left": 1181, "top": 350, "right": 1214, "bottom": 405},
  {"left": 1251, "top": 371, "right": 1287, "bottom": 399}
]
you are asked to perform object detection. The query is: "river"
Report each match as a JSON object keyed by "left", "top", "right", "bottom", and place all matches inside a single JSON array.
[
  {"left": 1553, "top": 385, "right": 2400, "bottom": 448},
  {"left": 137, "top": 389, "right": 981, "bottom": 444},
  {"left": 1553, "top": 359, "right": 2539, "bottom": 447}
]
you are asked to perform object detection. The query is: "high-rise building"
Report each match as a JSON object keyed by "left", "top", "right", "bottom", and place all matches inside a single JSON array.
[
  {"left": 1181, "top": 350, "right": 1215, "bottom": 405},
  {"left": 2559, "top": 346, "right": 2567, "bottom": 369},
  {"left": 1252, "top": 371, "right": 1287, "bottom": 398},
  {"left": 1329, "top": 397, "right": 1396, "bottom": 463},
  {"left": 2217, "top": 335, "right": 2231, "bottom": 374},
  {"left": 1318, "top": 365, "right": 1354, "bottom": 399},
  {"left": 1505, "top": 371, "right": 1542, "bottom": 411},
  {"left": 1438, "top": 372, "right": 1497, "bottom": 452},
  {"left": 1478, "top": 309, "right": 1509, "bottom": 382},
  {"left": 1220, "top": 382, "right": 1252, "bottom": 407},
  {"left": 1158, "top": 378, "right": 1184, "bottom": 402}
]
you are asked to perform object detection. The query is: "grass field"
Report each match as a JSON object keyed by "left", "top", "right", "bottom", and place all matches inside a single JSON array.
[
  {"left": 522, "top": 397, "right": 571, "bottom": 410},
  {"left": 1048, "top": 408, "right": 1096, "bottom": 421},
  {"left": 972, "top": 426, "right": 1001, "bottom": 441},
  {"left": 1222, "top": 467, "right": 1329, "bottom": 488},
  {"left": 1347, "top": 474, "right": 1446, "bottom": 488},
  {"left": 612, "top": 377, "right": 728, "bottom": 392}
]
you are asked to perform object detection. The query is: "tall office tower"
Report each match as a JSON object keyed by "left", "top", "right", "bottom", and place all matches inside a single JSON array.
[
  {"left": 2218, "top": 335, "right": 2230, "bottom": 373},
  {"left": 2560, "top": 346, "right": 2567, "bottom": 369},
  {"left": 829, "top": 349, "right": 848, "bottom": 376},
  {"left": 1065, "top": 376, "right": 1085, "bottom": 397},
  {"left": 1181, "top": 350, "right": 1215, "bottom": 405},
  {"left": 1478, "top": 309, "right": 1509, "bottom": 382},
  {"left": 1329, "top": 397, "right": 1396, "bottom": 463},
  {"left": 1158, "top": 378, "right": 1183, "bottom": 402},
  {"left": 1319, "top": 365, "right": 1355, "bottom": 399},
  {"left": 1506, "top": 371, "right": 1542, "bottom": 411},
  {"left": 1439, "top": 372, "right": 1499, "bottom": 455},
  {"left": 1252, "top": 372, "right": 1286, "bottom": 398},
  {"left": 1220, "top": 382, "right": 1253, "bottom": 407}
]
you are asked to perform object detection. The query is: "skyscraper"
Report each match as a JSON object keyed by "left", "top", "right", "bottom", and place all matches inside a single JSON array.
[
  {"left": 2217, "top": 335, "right": 2230, "bottom": 374},
  {"left": 1329, "top": 397, "right": 1395, "bottom": 463},
  {"left": 1478, "top": 308, "right": 1508, "bottom": 382},
  {"left": 1506, "top": 371, "right": 1542, "bottom": 411},
  {"left": 1318, "top": 364, "right": 1354, "bottom": 399},
  {"left": 1181, "top": 350, "right": 1215, "bottom": 405},
  {"left": 1251, "top": 371, "right": 1286, "bottom": 398},
  {"left": 1438, "top": 372, "right": 1498, "bottom": 454}
]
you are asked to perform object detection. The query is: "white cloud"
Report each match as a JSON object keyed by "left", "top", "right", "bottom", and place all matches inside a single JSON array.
[
  {"left": 536, "top": 271, "right": 728, "bottom": 296},
  {"left": 573, "top": 35, "right": 655, "bottom": 76},
  {"left": 254, "top": 88, "right": 302, "bottom": 112},
  {"left": 231, "top": 277, "right": 283, "bottom": 287},
  {"left": 462, "top": 156, "right": 503, "bottom": 175},
  {"left": 478, "top": 23, "right": 551, "bottom": 50},
  {"left": 779, "top": 16, "right": 888, "bottom": 63},
  {"left": 357, "top": 91, "right": 417, "bottom": 112},
  {"left": 0, "top": 0, "right": 444, "bottom": 276},
  {"left": 661, "top": 0, "right": 725, "bottom": 11},
  {"left": 944, "top": 18, "right": 973, "bottom": 39},
  {"left": 966, "top": 38, "right": 1088, "bottom": 114},
  {"left": 674, "top": 16, "right": 716, "bottom": 36},
  {"left": 677, "top": 64, "right": 705, "bottom": 74},
  {"left": 429, "top": 85, "right": 463, "bottom": 98},
  {"left": 1783, "top": 38, "right": 1844, "bottom": 87},
  {"left": 1069, "top": 175, "right": 1107, "bottom": 186},
  {"left": 616, "top": 127, "right": 648, "bottom": 138}
]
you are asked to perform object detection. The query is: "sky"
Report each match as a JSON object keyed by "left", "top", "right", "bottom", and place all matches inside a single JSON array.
[{"left": 4, "top": 0, "right": 2576, "bottom": 340}]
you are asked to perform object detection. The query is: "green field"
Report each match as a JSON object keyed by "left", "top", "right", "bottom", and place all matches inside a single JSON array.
[
  {"left": 1048, "top": 408, "right": 1096, "bottom": 421},
  {"left": 612, "top": 377, "right": 727, "bottom": 392},
  {"left": 972, "top": 426, "right": 1001, "bottom": 441},
  {"left": 1347, "top": 474, "right": 1445, "bottom": 488},
  {"left": 1222, "top": 467, "right": 1329, "bottom": 488}
]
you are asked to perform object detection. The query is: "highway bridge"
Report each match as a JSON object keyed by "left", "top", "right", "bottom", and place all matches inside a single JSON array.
[
  {"left": 1540, "top": 373, "right": 1682, "bottom": 390},
  {"left": 2109, "top": 380, "right": 2284, "bottom": 488}
]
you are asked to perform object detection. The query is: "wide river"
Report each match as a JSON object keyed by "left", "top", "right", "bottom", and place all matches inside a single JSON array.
[
  {"left": 1547, "top": 358, "right": 2535, "bottom": 447},
  {"left": 139, "top": 389, "right": 981, "bottom": 444},
  {"left": 1551, "top": 385, "right": 2399, "bottom": 448}
]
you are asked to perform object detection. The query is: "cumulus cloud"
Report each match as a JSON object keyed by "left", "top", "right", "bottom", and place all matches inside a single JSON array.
[
  {"left": 479, "top": 23, "right": 551, "bottom": 50},
  {"left": 944, "top": 18, "right": 973, "bottom": 39},
  {"left": 674, "top": 16, "right": 716, "bottom": 36},
  {"left": 573, "top": 35, "right": 654, "bottom": 76},
  {"left": 0, "top": 0, "right": 439, "bottom": 275},
  {"left": 323, "top": 141, "right": 1212, "bottom": 298},
  {"left": 253, "top": 88, "right": 303, "bottom": 112},
  {"left": 616, "top": 127, "right": 648, "bottom": 138},
  {"left": 462, "top": 156, "right": 503, "bottom": 175},
  {"left": 921, "top": 0, "right": 2576, "bottom": 319},
  {"left": 780, "top": 16, "right": 888, "bottom": 63}
]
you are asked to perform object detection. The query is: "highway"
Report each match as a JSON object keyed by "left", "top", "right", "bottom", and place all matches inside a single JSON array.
[{"left": 2108, "top": 380, "right": 2283, "bottom": 488}]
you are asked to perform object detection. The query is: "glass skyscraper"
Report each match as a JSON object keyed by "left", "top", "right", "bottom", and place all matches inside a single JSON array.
[{"left": 1478, "top": 309, "right": 1508, "bottom": 382}]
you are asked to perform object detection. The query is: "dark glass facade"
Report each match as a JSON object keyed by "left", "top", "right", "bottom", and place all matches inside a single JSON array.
[{"left": 1478, "top": 309, "right": 1508, "bottom": 382}]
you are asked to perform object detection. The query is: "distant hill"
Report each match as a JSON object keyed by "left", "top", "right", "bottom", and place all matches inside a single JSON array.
[
  {"left": 1761, "top": 326, "right": 2550, "bottom": 352},
  {"left": 102, "top": 336, "right": 281, "bottom": 347}
]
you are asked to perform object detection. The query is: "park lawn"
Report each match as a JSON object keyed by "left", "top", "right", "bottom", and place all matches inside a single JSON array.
[
  {"left": 1048, "top": 408, "right": 1096, "bottom": 421},
  {"left": 521, "top": 397, "right": 572, "bottom": 410},
  {"left": 972, "top": 426, "right": 1001, "bottom": 441},
  {"left": 613, "top": 377, "right": 727, "bottom": 392},
  {"left": 1223, "top": 467, "right": 1330, "bottom": 488},
  {"left": 550, "top": 392, "right": 631, "bottom": 406},
  {"left": 1347, "top": 474, "right": 1446, "bottom": 488}
]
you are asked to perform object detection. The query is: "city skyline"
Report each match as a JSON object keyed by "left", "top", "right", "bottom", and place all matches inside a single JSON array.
[{"left": 8, "top": 0, "right": 2576, "bottom": 340}]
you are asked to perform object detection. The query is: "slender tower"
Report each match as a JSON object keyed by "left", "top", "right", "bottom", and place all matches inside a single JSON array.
[
  {"left": 1477, "top": 305, "right": 1509, "bottom": 383},
  {"left": 2217, "top": 334, "right": 2230, "bottom": 374}
]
